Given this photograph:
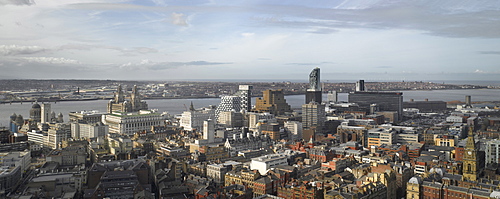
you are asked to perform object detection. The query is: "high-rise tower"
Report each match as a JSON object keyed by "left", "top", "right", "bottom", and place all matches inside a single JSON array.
[
  {"left": 306, "top": 67, "right": 322, "bottom": 104},
  {"left": 302, "top": 101, "right": 326, "bottom": 130},
  {"left": 236, "top": 85, "right": 253, "bottom": 112},
  {"left": 356, "top": 80, "right": 365, "bottom": 91},
  {"left": 41, "top": 103, "right": 51, "bottom": 123}
]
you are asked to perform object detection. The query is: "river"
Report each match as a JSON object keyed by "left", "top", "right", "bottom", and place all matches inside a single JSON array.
[{"left": 1, "top": 89, "right": 499, "bottom": 127}]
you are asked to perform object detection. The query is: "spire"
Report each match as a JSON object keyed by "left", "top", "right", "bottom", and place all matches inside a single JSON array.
[
  {"left": 133, "top": 85, "right": 138, "bottom": 95},
  {"left": 189, "top": 101, "right": 195, "bottom": 111},
  {"left": 466, "top": 125, "right": 476, "bottom": 149}
]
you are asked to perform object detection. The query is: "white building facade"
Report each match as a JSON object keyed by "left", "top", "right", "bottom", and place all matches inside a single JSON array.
[
  {"left": 103, "top": 110, "right": 164, "bottom": 135},
  {"left": 179, "top": 107, "right": 215, "bottom": 131},
  {"left": 250, "top": 154, "right": 288, "bottom": 175},
  {"left": 486, "top": 139, "right": 500, "bottom": 165}
]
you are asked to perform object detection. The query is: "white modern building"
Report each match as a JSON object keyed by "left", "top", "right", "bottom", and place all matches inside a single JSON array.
[
  {"left": 179, "top": 106, "right": 215, "bottom": 131},
  {"left": 27, "top": 130, "right": 47, "bottom": 147},
  {"left": 446, "top": 116, "right": 465, "bottom": 123},
  {"left": 47, "top": 123, "right": 71, "bottom": 149},
  {"left": 486, "top": 139, "right": 500, "bottom": 165},
  {"left": 103, "top": 110, "right": 164, "bottom": 135},
  {"left": 236, "top": 85, "right": 253, "bottom": 112},
  {"left": 203, "top": 119, "right": 215, "bottom": 143},
  {"left": 41, "top": 103, "right": 51, "bottom": 123},
  {"left": 284, "top": 121, "right": 303, "bottom": 141},
  {"left": 250, "top": 154, "right": 288, "bottom": 175},
  {"left": 71, "top": 122, "right": 109, "bottom": 139}
]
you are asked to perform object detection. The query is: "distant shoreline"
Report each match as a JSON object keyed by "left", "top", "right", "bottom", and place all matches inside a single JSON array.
[{"left": 2, "top": 88, "right": 499, "bottom": 105}]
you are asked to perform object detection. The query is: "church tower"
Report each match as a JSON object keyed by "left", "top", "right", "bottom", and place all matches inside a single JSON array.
[{"left": 462, "top": 126, "right": 478, "bottom": 181}]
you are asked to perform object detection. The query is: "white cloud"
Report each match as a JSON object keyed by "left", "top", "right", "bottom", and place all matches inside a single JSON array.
[
  {"left": 0, "top": 0, "right": 35, "bottom": 6},
  {"left": 171, "top": 12, "right": 188, "bottom": 26},
  {"left": 22, "top": 57, "right": 81, "bottom": 64},
  {"left": 151, "top": 0, "right": 168, "bottom": 7},
  {"left": 241, "top": 33, "right": 255, "bottom": 37},
  {"left": 0, "top": 45, "right": 46, "bottom": 56},
  {"left": 118, "top": 59, "right": 231, "bottom": 70},
  {"left": 133, "top": 47, "right": 158, "bottom": 54}
]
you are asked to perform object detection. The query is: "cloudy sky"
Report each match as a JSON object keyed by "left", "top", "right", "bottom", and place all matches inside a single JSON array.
[{"left": 1, "top": 0, "right": 500, "bottom": 81}]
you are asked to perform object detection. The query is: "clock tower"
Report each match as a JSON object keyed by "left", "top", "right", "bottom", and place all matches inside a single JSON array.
[{"left": 462, "top": 126, "right": 478, "bottom": 181}]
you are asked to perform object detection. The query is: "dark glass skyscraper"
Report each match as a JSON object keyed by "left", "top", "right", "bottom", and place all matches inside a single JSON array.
[{"left": 306, "top": 67, "right": 322, "bottom": 104}]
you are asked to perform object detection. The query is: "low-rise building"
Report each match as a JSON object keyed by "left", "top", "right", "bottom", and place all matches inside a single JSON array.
[{"left": 250, "top": 154, "right": 288, "bottom": 175}]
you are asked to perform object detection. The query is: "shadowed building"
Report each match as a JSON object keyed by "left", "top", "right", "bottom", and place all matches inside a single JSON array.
[
  {"left": 302, "top": 102, "right": 326, "bottom": 130},
  {"left": 356, "top": 80, "right": 365, "bottom": 91},
  {"left": 253, "top": 89, "right": 291, "bottom": 116},
  {"left": 348, "top": 91, "right": 403, "bottom": 121},
  {"left": 403, "top": 99, "right": 447, "bottom": 112}
]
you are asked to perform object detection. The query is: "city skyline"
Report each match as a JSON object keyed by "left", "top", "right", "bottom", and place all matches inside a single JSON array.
[{"left": 1, "top": 0, "right": 500, "bottom": 81}]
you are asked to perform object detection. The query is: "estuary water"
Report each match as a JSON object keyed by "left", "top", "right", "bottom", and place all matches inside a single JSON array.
[{"left": 1, "top": 89, "right": 499, "bottom": 127}]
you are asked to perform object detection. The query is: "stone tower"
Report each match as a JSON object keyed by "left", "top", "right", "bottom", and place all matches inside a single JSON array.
[{"left": 462, "top": 126, "right": 478, "bottom": 181}]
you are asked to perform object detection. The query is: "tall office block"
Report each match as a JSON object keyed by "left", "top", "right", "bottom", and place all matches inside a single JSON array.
[
  {"left": 236, "top": 85, "right": 253, "bottom": 112},
  {"left": 348, "top": 91, "right": 403, "bottom": 121},
  {"left": 254, "top": 89, "right": 291, "bottom": 116},
  {"left": 465, "top": 95, "right": 472, "bottom": 108},
  {"left": 41, "top": 103, "right": 51, "bottom": 123},
  {"left": 203, "top": 119, "right": 215, "bottom": 143},
  {"left": 306, "top": 67, "right": 322, "bottom": 104},
  {"left": 485, "top": 139, "right": 500, "bottom": 165},
  {"left": 302, "top": 101, "right": 326, "bottom": 130},
  {"left": 356, "top": 80, "right": 365, "bottom": 91}
]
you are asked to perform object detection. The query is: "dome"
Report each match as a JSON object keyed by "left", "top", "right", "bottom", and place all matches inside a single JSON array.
[
  {"left": 32, "top": 103, "right": 41, "bottom": 109},
  {"left": 408, "top": 176, "right": 422, "bottom": 184}
]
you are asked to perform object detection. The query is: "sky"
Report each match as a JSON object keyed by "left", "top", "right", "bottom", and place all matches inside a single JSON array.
[{"left": 1, "top": 0, "right": 500, "bottom": 81}]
